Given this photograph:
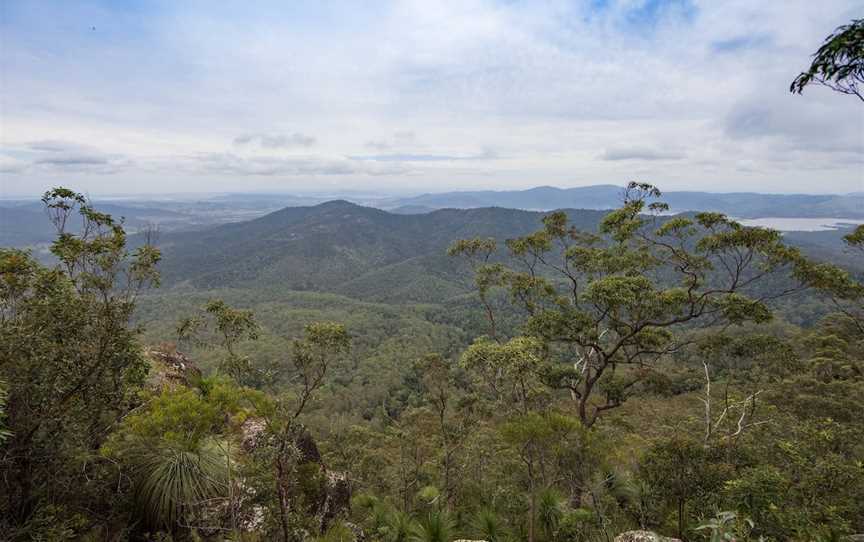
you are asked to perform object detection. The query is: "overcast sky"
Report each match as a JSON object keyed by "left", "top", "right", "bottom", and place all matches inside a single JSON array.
[{"left": 1, "top": 0, "right": 862, "bottom": 197}]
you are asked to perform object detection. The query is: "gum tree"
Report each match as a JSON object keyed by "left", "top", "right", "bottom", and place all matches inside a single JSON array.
[
  {"left": 791, "top": 18, "right": 864, "bottom": 102},
  {"left": 451, "top": 183, "right": 809, "bottom": 428},
  {"left": 0, "top": 188, "right": 160, "bottom": 527}
]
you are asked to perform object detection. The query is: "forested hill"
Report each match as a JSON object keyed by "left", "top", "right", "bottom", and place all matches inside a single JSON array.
[
  {"left": 389, "top": 185, "right": 864, "bottom": 218},
  {"left": 154, "top": 200, "right": 608, "bottom": 302},
  {"left": 154, "top": 200, "right": 860, "bottom": 306}
]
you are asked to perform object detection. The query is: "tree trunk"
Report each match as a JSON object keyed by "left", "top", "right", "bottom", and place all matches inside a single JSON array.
[
  {"left": 276, "top": 449, "right": 292, "bottom": 542},
  {"left": 527, "top": 456, "right": 536, "bottom": 542}
]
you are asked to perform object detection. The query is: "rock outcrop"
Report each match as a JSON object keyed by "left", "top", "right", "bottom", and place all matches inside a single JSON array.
[
  {"left": 145, "top": 347, "right": 202, "bottom": 389},
  {"left": 240, "top": 417, "right": 353, "bottom": 534},
  {"left": 614, "top": 531, "right": 682, "bottom": 542}
]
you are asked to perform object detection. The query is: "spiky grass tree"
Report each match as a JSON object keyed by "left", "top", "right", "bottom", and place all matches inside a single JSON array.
[
  {"left": 537, "top": 489, "right": 566, "bottom": 541},
  {"left": 473, "top": 507, "right": 507, "bottom": 542},
  {"left": 410, "top": 510, "right": 456, "bottom": 542},
  {"left": 385, "top": 510, "right": 417, "bottom": 542},
  {"left": 133, "top": 439, "right": 229, "bottom": 532}
]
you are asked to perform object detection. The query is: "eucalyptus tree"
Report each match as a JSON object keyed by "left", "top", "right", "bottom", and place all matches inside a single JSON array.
[
  {"left": 177, "top": 298, "right": 261, "bottom": 385},
  {"left": 451, "top": 183, "right": 810, "bottom": 429},
  {"left": 415, "top": 353, "right": 477, "bottom": 511},
  {"left": 792, "top": 18, "right": 864, "bottom": 101},
  {"left": 248, "top": 321, "right": 350, "bottom": 541},
  {"left": 0, "top": 188, "right": 160, "bottom": 528}
]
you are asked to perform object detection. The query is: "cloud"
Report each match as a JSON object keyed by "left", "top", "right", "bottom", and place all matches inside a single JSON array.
[
  {"left": 0, "top": 155, "right": 28, "bottom": 174},
  {"left": 34, "top": 154, "right": 110, "bottom": 166},
  {"left": 190, "top": 152, "right": 408, "bottom": 176},
  {"left": 1, "top": 1, "right": 862, "bottom": 195},
  {"left": 351, "top": 149, "right": 498, "bottom": 162},
  {"left": 1, "top": 140, "right": 132, "bottom": 175},
  {"left": 27, "top": 140, "right": 91, "bottom": 153},
  {"left": 233, "top": 133, "right": 316, "bottom": 149},
  {"left": 723, "top": 98, "right": 864, "bottom": 154},
  {"left": 364, "top": 140, "right": 392, "bottom": 151},
  {"left": 364, "top": 131, "right": 417, "bottom": 151},
  {"left": 711, "top": 34, "right": 773, "bottom": 53},
  {"left": 601, "top": 147, "right": 686, "bottom": 161},
  {"left": 393, "top": 131, "right": 416, "bottom": 143}
]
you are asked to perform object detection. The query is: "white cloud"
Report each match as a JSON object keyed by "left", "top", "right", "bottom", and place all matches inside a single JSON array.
[
  {"left": 1, "top": 0, "right": 861, "bottom": 195},
  {"left": 602, "top": 147, "right": 686, "bottom": 161},
  {"left": 233, "top": 133, "right": 317, "bottom": 149}
]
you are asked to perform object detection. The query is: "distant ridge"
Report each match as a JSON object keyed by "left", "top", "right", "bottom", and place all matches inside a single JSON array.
[
  {"left": 154, "top": 201, "right": 608, "bottom": 302},
  {"left": 153, "top": 199, "right": 860, "bottom": 305},
  {"left": 385, "top": 185, "right": 864, "bottom": 218}
]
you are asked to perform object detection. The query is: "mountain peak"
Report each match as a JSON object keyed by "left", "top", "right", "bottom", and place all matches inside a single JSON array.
[{"left": 316, "top": 199, "right": 360, "bottom": 209}]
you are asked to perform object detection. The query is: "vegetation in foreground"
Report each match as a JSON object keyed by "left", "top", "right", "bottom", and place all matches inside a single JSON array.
[
  {"left": 2, "top": 21, "right": 863, "bottom": 540},
  {"left": 1, "top": 182, "right": 863, "bottom": 541}
]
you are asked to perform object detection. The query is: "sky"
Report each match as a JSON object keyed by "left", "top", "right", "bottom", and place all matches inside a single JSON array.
[{"left": 1, "top": 0, "right": 862, "bottom": 197}]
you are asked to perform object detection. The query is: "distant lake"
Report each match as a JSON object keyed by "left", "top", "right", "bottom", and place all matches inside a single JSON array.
[{"left": 736, "top": 217, "right": 864, "bottom": 232}]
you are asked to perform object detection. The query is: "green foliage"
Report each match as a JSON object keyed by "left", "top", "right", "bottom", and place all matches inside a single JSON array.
[
  {"left": 410, "top": 510, "right": 456, "bottom": 542},
  {"left": 383, "top": 510, "right": 417, "bottom": 542},
  {"left": 452, "top": 181, "right": 809, "bottom": 428},
  {"left": 696, "top": 511, "right": 759, "bottom": 542},
  {"left": 100, "top": 377, "right": 254, "bottom": 535},
  {"left": 177, "top": 299, "right": 262, "bottom": 385},
  {"left": 132, "top": 440, "right": 230, "bottom": 530},
  {"left": 537, "top": 488, "right": 566, "bottom": 540},
  {"left": 461, "top": 336, "right": 548, "bottom": 413},
  {"left": 472, "top": 507, "right": 508, "bottom": 541},
  {"left": 844, "top": 224, "right": 864, "bottom": 249},
  {"left": 0, "top": 188, "right": 160, "bottom": 534},
  {"left": 316, "top": 521, "right": 358, "bottom": 542},
  {"left": 638, "top": 439, "right": 732, "bottom": 538},
  {"left": 791, "top": 18, "right": 864, "bottom": 101},
  {"left": 3, "top": 185, "right": 864, "bottom": 539}
]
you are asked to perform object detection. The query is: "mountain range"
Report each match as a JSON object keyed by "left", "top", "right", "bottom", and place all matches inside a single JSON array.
[
  {"left": 385, "top": 185, "right": 864, "bottom": 218},
  {"left": 154, "top": 200, "right": 860, "bottom": 306},
  {"left": 155, "top": 201, "right": 608, "bottom": 303},
  {"left": 4, "top": 184, "right": 862, "bottom": 248}
]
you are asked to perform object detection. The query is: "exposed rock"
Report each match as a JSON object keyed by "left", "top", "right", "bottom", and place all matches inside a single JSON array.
[
  {"left": 239, "top": 418, "right": 353, "bottom": 535},
  {"left": 614, "top": 531, "right": 682, "bottom": 542},
  {"left": 320, "top": 470, "right": 351, "bottom": 530},
  {"left": 145, "top": 347, "right": 202, "bottom": 389},
  {"left": 296, "top": 426, "right": 322, "bottom": 464},
  {"left": 240, "top": 417, "right": 267, "bottom": 452},
  {"left": 344, "top": 521, "right": 366, "bottom": 541}
]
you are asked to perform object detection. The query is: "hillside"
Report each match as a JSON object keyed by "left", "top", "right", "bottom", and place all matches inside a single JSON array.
[
  {"left": 389, "top": 185, "right": 864, "bottom": 218},
  {"left": 155, "top": 200, "right": 861, "bottom": 308},
  {"left": 0, "top": 201, "right": 190, "bottom": 246},
  {"left": 154, "top": 201, "right": 608, "bottom": 302}
]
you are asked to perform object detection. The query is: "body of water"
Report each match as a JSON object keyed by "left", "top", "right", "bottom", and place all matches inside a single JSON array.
[{"left": 736, "top": 217, "right": 864, "bottom": 232}]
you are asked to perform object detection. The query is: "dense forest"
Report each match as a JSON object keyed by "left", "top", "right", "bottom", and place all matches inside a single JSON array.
[
  {"left": 2, "top": 13, "right": 864, "bottom": 542},
  {"left": 1, "top": 180, "right": 863, "bottom": 541}
]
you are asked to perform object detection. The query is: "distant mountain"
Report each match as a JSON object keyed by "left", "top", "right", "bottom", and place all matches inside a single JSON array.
[
  {"left": 153, "top": 200, "right": 860, "bottom": 305},
  {"left": 0, "top": 207, "right": 59, "bottom": 247},
  {"left": 387, "top": 185, "right": 864, "bottom": 218},
  {"left": 389, "top": 204, "right": 437, "bottom": 215},
  {"left": 0, "top": 202, "right": 191, "bottom": 247},
  {"left": 154, "top": 200, "right": 607, "bottom": 303}
]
